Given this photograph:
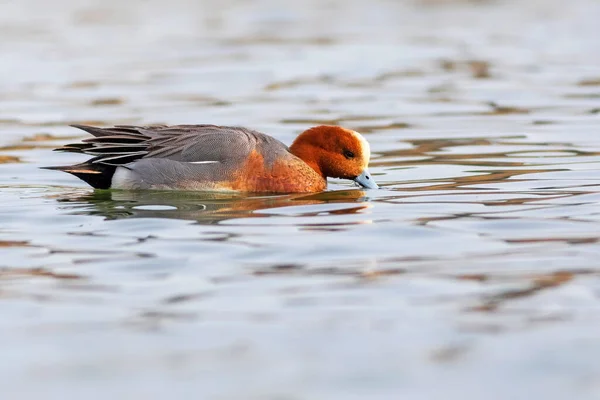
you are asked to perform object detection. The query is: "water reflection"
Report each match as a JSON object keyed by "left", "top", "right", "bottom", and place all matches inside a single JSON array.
[
  {"left": 53, "top": 189, "right": 370, "bottom": 224},
  {"left": 375, "top": 135, "right": 600, "bottom": 169}
]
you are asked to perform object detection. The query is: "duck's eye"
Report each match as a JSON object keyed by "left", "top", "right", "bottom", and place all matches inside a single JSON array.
[{"left": 343, "top": 150, "right": 355, "bottom": 159}]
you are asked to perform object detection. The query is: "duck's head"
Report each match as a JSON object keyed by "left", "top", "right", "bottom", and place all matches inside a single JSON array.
[{"left": 289, "top": 125, "right": 378, "bottom": 189}]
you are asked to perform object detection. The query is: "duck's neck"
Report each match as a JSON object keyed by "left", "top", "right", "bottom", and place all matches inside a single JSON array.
[{"left": 289, "top": 141, "right": 325, "bottom": 178}]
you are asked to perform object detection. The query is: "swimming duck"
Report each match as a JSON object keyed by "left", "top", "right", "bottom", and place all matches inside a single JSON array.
[{"left": 45, "top": 124, "right": 378, "bottom": 193}]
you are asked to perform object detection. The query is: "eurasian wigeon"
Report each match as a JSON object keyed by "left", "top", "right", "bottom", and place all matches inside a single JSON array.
[{"left": 46, "top": 124, "right": 378, "bottom": 193}]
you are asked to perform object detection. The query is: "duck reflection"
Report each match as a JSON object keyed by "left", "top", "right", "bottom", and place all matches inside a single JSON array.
[{"left": 55, "top": 189, "right": 370, "bottom": 224}]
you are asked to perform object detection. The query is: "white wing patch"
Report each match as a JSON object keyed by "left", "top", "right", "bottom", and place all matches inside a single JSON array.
[{"left": 186, "top": 161, "right": 220, "bottom": 165}]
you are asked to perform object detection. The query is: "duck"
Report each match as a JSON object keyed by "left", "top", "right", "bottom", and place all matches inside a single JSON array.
[{"left": 45, "top": 124, "right": 379, "bottom": 193}]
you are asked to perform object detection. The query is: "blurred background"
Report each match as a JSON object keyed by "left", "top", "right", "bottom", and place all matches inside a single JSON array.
[{"left": 1, "top": 0, "right": 600, "bottom": 399}]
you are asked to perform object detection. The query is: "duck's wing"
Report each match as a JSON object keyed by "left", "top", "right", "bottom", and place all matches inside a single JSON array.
[{"left": 60, "top": 124, "right": 270, "bottom": 166}]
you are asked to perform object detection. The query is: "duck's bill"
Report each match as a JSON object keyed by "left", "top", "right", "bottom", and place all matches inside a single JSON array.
[{"left": 354, "top": 169, "right": 379, "bottom": 189}]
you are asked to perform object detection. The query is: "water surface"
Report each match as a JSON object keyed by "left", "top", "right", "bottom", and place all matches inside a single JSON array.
[{"left": 2, "top": 0, "right": 600, "bottom": 399}]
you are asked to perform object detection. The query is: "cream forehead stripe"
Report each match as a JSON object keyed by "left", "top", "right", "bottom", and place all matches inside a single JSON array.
[{"left": 349, "top": 130, "right": 371, "bottom": 164}]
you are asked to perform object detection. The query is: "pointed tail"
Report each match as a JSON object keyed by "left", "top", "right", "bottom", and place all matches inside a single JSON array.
[{"left": 41, "top": 163, "right": 116, "bottom": 189}]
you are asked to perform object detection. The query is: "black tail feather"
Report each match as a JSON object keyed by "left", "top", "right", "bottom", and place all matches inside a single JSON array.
[{"left": 42, "top": 163, "right": 116, "bottom": 189}]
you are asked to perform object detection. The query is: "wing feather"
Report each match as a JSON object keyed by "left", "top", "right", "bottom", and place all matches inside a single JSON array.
[{"left": 60, "top": 124, "right": 271, "bottom": 166}]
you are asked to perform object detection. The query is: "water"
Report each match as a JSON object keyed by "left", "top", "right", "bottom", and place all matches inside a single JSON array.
[{"left": 2, "top": 0, "right": 600, "bottom": 398}]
